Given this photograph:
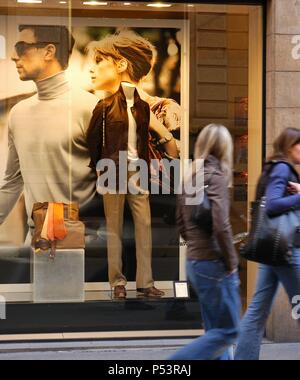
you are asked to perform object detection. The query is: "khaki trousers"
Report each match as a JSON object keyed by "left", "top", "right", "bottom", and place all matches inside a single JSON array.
[{"left": 103, "top": 191, "right": 154, "bottom": 289}]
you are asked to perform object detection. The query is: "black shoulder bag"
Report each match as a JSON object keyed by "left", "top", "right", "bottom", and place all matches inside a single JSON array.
[{"left": 240, "top": 160, "right": 300, "bottom": 266}]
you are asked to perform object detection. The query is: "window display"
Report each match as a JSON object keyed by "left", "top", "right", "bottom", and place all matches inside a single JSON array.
[
  {"left": 0, "top": 1, "right": 263, "bottom": 336},
  {"left": 0, "top": 16, "right": 186, "bottom": 300}
]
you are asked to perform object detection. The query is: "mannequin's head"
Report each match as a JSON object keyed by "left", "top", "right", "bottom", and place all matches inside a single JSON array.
[{"left": 88, "top": 30, "right": 155, "bottom": 93}]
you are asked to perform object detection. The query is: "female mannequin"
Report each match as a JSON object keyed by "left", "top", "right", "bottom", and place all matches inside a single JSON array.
[{"left": 87, "top": 30, "right": 179, "bottom": 298}]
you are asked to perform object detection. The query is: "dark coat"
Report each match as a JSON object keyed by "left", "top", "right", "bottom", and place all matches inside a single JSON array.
[{"left": 86, "top": 84, "right": 150, "bottom": 180}]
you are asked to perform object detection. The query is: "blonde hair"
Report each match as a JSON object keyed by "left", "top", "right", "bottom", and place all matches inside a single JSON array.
[
  {"left": 193, "top": 124, "right": 233, "bottom": 187},
  {"left": 87, "top": 30, "right": 156, "bottom": 83}
]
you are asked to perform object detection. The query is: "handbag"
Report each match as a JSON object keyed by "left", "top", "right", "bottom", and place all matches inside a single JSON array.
[
  {"left": 148, "top": 133, "right": 175, "bottom": 193},
  {"left": 191, "top": 171, "right": 216, "bottom": 231},
  {"left": 240, "top": 161, "right": 300, "bottom": 266},
  {"left": 31, "top": 202, "right": 85, "bottom": 260}
]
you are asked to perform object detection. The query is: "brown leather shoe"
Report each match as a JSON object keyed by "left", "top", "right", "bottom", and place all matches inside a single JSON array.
[
  {"left": 114, "top": 285, "right": 127, "bottom": 299},
  {"left": 137, "top": 286, "right": 165, "bottom": 298}
]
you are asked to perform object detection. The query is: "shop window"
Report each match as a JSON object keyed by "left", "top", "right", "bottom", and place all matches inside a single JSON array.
[{"left": 0, "top": 1, "right": 263, "bottom": 334}]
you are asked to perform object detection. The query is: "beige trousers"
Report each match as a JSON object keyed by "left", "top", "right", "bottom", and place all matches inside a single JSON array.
[{"left": 103, "top": 190, "right": 154, "bottom": 289}]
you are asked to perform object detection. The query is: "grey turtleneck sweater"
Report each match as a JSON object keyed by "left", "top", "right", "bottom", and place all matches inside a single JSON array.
[{"left": 0, "top": 71, "right": 99, "bottom": 227}]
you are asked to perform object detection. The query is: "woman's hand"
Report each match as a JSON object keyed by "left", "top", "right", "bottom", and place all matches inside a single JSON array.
[
  {"left": 149, "top": 111, "right": 179, "bottom": 158},
  {"left": 287, "top": 181, "right": 300, "bottom": 194},
  {"left": 227, "top": 268, "right": 238, "bottom": 276}
]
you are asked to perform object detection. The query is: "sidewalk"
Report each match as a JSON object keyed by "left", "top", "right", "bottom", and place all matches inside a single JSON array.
[{"left": 0, "top": 339, "right": 299, "bottom": 360}]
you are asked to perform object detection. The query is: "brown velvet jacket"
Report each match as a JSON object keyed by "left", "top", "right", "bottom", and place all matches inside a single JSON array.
[
  {"left": 176, "top": 155, "right": 239, "bottom": 271},
  {"left": 86, "top": 85, "right": 150, "bottom": 171}
]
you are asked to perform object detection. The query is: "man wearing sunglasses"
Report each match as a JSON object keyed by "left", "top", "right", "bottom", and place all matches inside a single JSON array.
[{"left": 0, "top": 25, "right": 99, "bottom": 231}]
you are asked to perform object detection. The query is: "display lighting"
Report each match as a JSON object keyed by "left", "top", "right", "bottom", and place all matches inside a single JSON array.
[
  {"left": 17, "top": 0, "right": 43, "bottom": 3},
  {"left": 146, "top": 3, "right": 172, "bottom": 8},
  {"left": 82, "top": 1, "right": 108, "bottom": 5}
]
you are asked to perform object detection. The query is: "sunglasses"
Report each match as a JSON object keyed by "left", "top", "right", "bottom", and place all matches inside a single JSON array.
[{"left": 14, "top": 41, "right": 51, "bottom": 57}]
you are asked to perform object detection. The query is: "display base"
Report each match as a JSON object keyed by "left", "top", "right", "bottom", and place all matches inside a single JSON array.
[
  {"left": 0, "top": 296, "right": 202, "bottom": 335},
  {"left": 32, "top": 249, "right": 84, "bottom": 303}
]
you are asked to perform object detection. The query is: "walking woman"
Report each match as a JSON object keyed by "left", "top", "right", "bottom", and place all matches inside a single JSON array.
[
  {"left": 170, "top": 124, "right": 241, "bottom": 360},
  {"left": 235, "top": 127, "right": 300, "bottom": 360}
]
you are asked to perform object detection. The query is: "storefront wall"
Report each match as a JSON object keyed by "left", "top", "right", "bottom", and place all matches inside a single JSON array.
[{"left": 0, "top": 0, "right": 296, "bottom": 343}]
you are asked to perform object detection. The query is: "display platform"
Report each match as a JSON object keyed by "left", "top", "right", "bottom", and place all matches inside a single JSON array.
[{"left": 0, "top": 292, "right": 202, "bottom": 335}]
